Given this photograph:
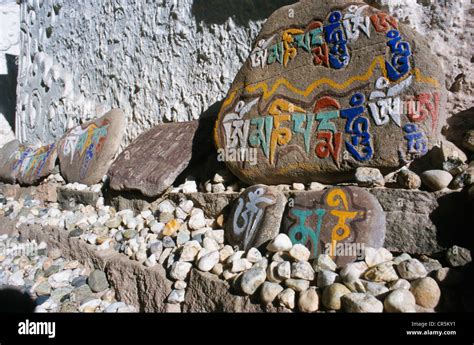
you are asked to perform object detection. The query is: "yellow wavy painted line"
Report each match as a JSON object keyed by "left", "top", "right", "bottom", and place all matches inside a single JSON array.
[
  {"left": 214, "top": 91, "right": 237, "bottom": 147},
  {"left": 413, "top": 68, "right": 440, "bottom": 88},
  {"left": 214, "top": 56, "right": 440, "bottom": 148},
  {"left": 245, "top": 56, "right": 440, "bottom": 100}
]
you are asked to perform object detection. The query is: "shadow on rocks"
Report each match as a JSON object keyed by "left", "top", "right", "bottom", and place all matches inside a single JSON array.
[
  {"left": 443, "top": 107, "right": 474, "bottom": 150},
  {"left": 0, "top": 54, "right": 18, "bottom": 132},
  {"left": 175, "top": 100, "right": 223, "bottom": 186},
  {"left": 430, "top": 190, "right": 473, "bottom": 253},
  {"left": 0, "top": 287, "right": 36, "bottom": 313}
]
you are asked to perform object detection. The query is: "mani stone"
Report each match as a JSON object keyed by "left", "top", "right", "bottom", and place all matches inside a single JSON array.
[
  {"left": 58, "top": 109, "right": 126, "bottom": 185},
  {"left": 0, "top": 139, "right": 20, "bottom": 183},
  {"left": 214, "top": 0, "right": 446, "bottom": 185},
  {"left": 225, "top": 184, "right": 287, "bottom": 251},
  {"left": 108, "top": 117, "right": 214, "bottom": 198},
  {"left": 0, "top": 139, "right": 58, "bottom": 185},
  {"left": 281, "top": 186, "right": 386, "bottom": 266}
]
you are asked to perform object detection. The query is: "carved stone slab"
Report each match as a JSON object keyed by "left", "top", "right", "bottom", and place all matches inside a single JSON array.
[{"left": 108, "top": 118, "right": 214, "bottom": 198}]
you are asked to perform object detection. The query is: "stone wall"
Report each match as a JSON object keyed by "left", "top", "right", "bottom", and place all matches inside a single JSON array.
[{"left": 13, "top": 0, "right": 473, "bottom": 148}]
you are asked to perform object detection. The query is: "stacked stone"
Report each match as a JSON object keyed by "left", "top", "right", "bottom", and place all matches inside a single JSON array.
[
  {"left": 419, "top": 141, "right": 469, "bottom": 191},
  {"left": 171, "top": 177, "right": 199, "bottom": 194},
  {"left": 43, "top": 173, "right": 66, "bottom": 185},
  {"left": 0, "top": 234, "right": 136, "bottom": 313},
  {"left": 2, "top": 191, "right": 472, "bottom": 312},
  {"left": 459, "top": 130, "right": 474, "bottom": 195},
  {"left": 62, "top": 182, "right": 103, "bottom": 194},
  {"left": 217, "top": 235, "right": 471, "bottom": 313},
  {"left": 262, "top": 138, "right": 472, "bottom": 192},
  {"left": 352, "top": 138, "right": 471, "bottom": 192},
  {"left": 200, "top": 169, "right": 243, "bottom": 194},
  {"left": 273, "top": 182, "right": 327, "bottom": 192},
  {"left": 168, "top": 169, "right": 246, "bottom": 195},
  {"left": 0, "top": 110, "right": 125, "bottom": 187},
  {"left": 4, "top": 194, "right": 221, "bottom": 307}
]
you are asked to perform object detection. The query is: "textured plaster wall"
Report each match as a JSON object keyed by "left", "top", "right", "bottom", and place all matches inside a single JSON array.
[
  {"left": 16, "top": 0, "right": 295, "bottom": 147},
  {"left": 15, "top": 0, "right": 472, "bottom": 147},
  {"left": 0, "top": 0, "right": 19, "bottom": 147}
]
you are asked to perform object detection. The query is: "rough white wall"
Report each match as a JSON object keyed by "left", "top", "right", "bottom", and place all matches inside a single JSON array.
[
  {"left": 16, "top": 0, "right": 297, "bottom": 147},
  {"left": 15, "top": 0, "right": 472, "bottom": 147},
  {"left": 0, "top": 0, "right": 19, "bottom": 147}
]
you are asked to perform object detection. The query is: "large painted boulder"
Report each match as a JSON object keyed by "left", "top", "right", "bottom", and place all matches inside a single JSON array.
[
  {"left": 214, "top": 0, "right": 446, "bottom": 185},
  {"left": 225, "top": 184, "right": 287, "bottom": 251},
  {"left": 58, "top": 109, "right": 126, "bottom": 185},
  {"left": 0, "top": 140, "right": 58, "bottom": 185},
  {"left": 281, "top": 186, "right": 386, "bottom": 266},
  {"left": 108, "top": 118, "right": 214, "bottom": 198}
]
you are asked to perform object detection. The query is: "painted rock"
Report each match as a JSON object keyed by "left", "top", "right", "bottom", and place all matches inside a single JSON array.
[
  {"left": 281, "top": 186, "right": 385, "bottom": 266},
  {"left": 0, "top": 139, "right": 20, "bottom": 183},
  {"left": 225, "top": 184, "right": 287, "bottom": 251},
  {"left": 214, "top": 0, "right": 446, "bottom": 185},
  {"left": 108, "top": 118, "right": 214, "bottom": 198},
  {"left": 15, "top": 143, "right": 58, "bottom": 185},
  {"left": 58, "top": 109, "right": 126, "bottom": 185},
  {"left": 0, "top": 140, "right": 58, "bottom": 185}
]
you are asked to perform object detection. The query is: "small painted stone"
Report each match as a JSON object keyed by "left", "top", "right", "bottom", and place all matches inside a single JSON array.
[
  {"left": 163, "top": 219, "right": 180, "bottom": 236},
  {"left": 226, "top": 185, "right": 286, "bottom": 251},
  {"left": 59, "top": 109, "right": 126, "bottom": 185},
  {"left": 282, "top": 187, "right": 385, "bottom": 266}
]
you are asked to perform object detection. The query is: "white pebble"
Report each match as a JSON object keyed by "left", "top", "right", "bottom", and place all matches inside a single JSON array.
[{"left": 266, "top": 234, "right": 293, "bottom": 252}]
